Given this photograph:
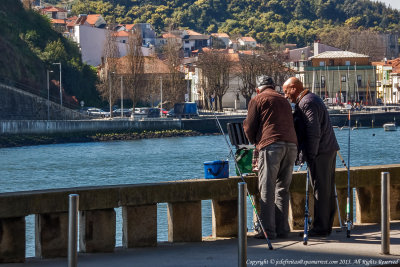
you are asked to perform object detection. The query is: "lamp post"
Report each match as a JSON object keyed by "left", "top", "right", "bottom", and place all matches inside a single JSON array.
[
  {"left": 47, "top": 70, "right": 53, "bottom": 121},
  {"left": 160, "top": 76, "right": 163, "bottom": 116},
  {"left": 120, "top": 76, "right": 123, "bottom": 118},
  {"left": 52, "top": 62, "right": 62, "bottom": 107}
]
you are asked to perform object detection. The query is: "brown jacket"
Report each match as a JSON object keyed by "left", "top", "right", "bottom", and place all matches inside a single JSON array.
[{"left": 243, "top": 88, "right": 297, "bottom": 151}]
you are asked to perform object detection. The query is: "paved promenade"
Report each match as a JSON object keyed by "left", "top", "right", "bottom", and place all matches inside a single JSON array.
[{"left": 5, "top": 222, "right": 400, "bottom": 267}]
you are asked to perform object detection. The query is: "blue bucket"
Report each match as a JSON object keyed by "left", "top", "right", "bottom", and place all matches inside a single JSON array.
[{"left": 204, "top": 160, "right": 229, "bottom": 179}]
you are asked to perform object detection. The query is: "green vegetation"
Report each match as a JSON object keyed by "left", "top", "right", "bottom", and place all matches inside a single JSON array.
[
  {"left": 0, "top": 0, "right": 101, "bottom": 107},
  {"left": 0, "top": 129, "right": 211, "bottom": 148},
  {"left": 69, "top": 0, "right": 400, "bottom": 47}
]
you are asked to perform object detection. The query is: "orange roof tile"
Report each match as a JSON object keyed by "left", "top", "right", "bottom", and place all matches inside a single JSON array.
[
  {"left": 211, "top": 33, "right": 229, "bottom": 38},
  {"left": 51, "top": 19, "right": 67, "bottom": 24},
  {"left": 240, "top": 36, "right": 256, "bottom": 42},
  {"left": 238, "top": 50, "right": 254, "bottom": 55},
  {"left": 185, "top": 29, "right": 202, "bottom": 36},
  {"left": 162, "top": 33, "right": 178, "bottom": 39},
  {"left": 110, "top": 56, "right": 171, "bottom": 74},
  {"left": 42, "top": 6, "right": 67, "bottom": 12},
  {"left": 125, "top": 24, "right": 135, "bottom": 30},
  {"left": 86, "top": 14, "right": 101, "bottom": 25}
]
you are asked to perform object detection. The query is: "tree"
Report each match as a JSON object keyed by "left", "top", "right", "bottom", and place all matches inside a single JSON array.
[
  {"left": 236, "top": 46, "right": 294, "bottom": 108},
  {"left": 125, "top": 30, "right": 145, "bottom": 111},
  {"left": 97, "top": 29, "right": 120, "bottom": 117},
  {"left": 236, "top": 52, "right": 266, "bottom": 108},
  {"left": 160, "top": 37, "right": 186, "bottom": 106},
  {"left": 197, "top": 49, "right": 232, "bottom": 111}
]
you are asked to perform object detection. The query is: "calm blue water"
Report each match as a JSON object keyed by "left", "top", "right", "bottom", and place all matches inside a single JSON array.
[{"left": 0, "top": 128, "right": 399, "bottom": 257}]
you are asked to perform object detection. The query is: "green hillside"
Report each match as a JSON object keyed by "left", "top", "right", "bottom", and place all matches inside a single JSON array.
[
  {"left": 0, "top": 0, "right": 101, "bottom": 107},
  {"left": 68, "top": 0, "right": 400, "bottom": 47}
]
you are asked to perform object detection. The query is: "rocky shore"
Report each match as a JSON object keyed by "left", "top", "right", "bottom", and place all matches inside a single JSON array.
[{"left": 0, "top": 129, "right": 218, "bottom": 148}]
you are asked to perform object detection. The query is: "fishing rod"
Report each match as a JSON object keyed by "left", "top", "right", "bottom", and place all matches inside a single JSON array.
[
  {"left": 209, "top": 100, "right": 273, "bottom": 250},
  {"left": 345, "top": 110, "right": 352, "bottom": 238},
  {"left": 303, "top": 166, "right": 310, "bottom": 245}
]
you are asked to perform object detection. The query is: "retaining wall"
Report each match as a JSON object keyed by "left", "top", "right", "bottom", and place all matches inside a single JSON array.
[
  {"left": 0, "top": 119, "right": 181, "bottom": 135},
  {"left": 0, "top": 82, "right": 86, "bottom": 121},
  {"left": 0, "top": 164, "right": 398, "bottom": 263}
]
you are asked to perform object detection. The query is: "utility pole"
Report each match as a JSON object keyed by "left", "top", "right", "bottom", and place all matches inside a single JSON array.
[
  {"left": 120, "top": 75, "right": 123, "bottom": 118},
  {"left": 47, "top": 70, "right": 53, "bottom": 121},
  {"left": 109, "top": 72, "right": 112, "bottom": 118},
  {"left": 160, "top": 76, "right": 163, "bottom": 116}
]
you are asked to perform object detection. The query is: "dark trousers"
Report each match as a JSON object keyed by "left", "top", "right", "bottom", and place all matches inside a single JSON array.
[{"left": 308, "top": 150, "right": 337, "bottom": 234}]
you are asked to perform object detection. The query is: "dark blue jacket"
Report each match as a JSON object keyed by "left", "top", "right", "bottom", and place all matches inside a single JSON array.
[{"left": 294, "top": 91, "right": 339, "bottom": 161}]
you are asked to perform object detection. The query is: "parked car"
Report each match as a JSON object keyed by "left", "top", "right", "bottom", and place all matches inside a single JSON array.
[
  {"left": 161, "top": 108, "right": 168, "bottom": 115},
  {"left": 86, "top": 108, "right": 110, "bottom": 118},
  {"left": 113, "top": 108, "right": 132, "bottom": 117},
  {"left": 376, "top": 98, "right": 383, "bottom": 106},
  {"left": 132, "top": 107, "right": 160, "bottom": 118}
]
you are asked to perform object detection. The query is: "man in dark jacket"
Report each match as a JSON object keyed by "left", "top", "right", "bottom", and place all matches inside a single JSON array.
[
  {"left": 243, "top": 75, "right": 297, "bottom": 239},
  {"left": 283, "top": 77, "right": 340, "bottom": 237}
]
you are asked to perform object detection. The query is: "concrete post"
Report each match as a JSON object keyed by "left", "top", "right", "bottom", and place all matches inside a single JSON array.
[
  {"left": 68, "top": 194, "right": 79, "bottom": 267},
  {"left": 168, "top": 201, "right": 202, "bottom": 242},
  {"left": 238, "top": 182, "right": 247, "bottom": 267},
  {"left": 35, "top": 212, "right": 68, "bottom": 258},
  {"left": 79, "top": 209, "right": 116, "bottom": 253},
  {"left": 381, "top": 172, "right": 390, "bottom": 255},
  {"left": 122, "top": 204, "right": 157, "bottom": 248},
  {"left": 212, "top": 199, "right": 238, "bottom": 237},
  {"left": 0, "top": 217, "right": 25, "bottom": 263}
]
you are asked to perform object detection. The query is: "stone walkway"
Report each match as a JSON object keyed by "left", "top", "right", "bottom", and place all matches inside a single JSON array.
[{"left": 5, "top": 222, "right": 400, "bottom": 267}]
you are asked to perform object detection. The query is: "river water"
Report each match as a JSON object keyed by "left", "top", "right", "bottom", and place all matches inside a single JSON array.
[{"left": 1, "top": 128, "right": 399, "bottom": 257}]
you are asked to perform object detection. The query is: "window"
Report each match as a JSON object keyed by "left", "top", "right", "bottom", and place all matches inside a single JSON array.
[
  {"left": 341, "top": 75, "right": 346, "bottom": 82},
  {"left": 357, "top": 75, "right": 362, "bottom": 87},
  {"left": 319, "top": 61, "right": 325, "bottom": 66},
  {"left": 345, "top": 61, "right": 351, "bottom": 66},
  {"left": 329, "top": 59, "right": 334, "bottom": 66},
  {"left": 185, "top": 40, "right": 189, "bottom": 44}
]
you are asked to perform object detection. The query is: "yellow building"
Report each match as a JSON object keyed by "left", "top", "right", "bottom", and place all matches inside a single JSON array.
[
  {"left": 372, "top": 58, "right": 400, "bottom": 104},
  {"left": 301, "top": 51, "right": 376, "bottom": 105}
]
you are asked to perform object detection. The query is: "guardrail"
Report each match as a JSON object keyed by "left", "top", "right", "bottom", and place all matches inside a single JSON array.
[{"left": 0, "top": 164, "right": 399, "bottom": 263}]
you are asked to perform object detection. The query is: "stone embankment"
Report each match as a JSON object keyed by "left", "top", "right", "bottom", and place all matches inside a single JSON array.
[
  {"left": 0, "top": 164, "right": 398, "bottom": 263},
  {"left": 0, "top": 129, "right": 213, "bottom": 148}
]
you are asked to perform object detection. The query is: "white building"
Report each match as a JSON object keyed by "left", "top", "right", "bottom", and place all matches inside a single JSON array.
[
  {"left": 73, "top": 25, "right": 152, "bottom": 66},
  {"left": 237, "top": 37, "right": 257, "bottom": 49},
  {"left": 211, "top": 33, "right": 231, "bottom": 48}
]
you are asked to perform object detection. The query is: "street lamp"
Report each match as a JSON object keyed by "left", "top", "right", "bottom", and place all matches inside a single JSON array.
[
  {"left": 47, "top": 70, "right": 53, "bottom": 121},
  {"left": 109, "top": 71, "right": 115, "bottom": 118},
  {"left": 160, "top": 76, "right": 163, "bottom": 116},
  {"left": 52, "top": 62, "right": 62, "bottom": 107},
  {"left": 120, "top": 75, "right": 123, "bottom": 118}
]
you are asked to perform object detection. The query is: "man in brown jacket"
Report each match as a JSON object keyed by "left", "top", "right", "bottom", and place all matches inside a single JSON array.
[{"left": 243, "top": 75, "right": 297, "bottom": 239}]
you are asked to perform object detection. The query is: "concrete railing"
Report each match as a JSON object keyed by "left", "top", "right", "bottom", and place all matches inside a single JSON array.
[{"left": 0, "top": 164, "right": 399, "bottom": 263}]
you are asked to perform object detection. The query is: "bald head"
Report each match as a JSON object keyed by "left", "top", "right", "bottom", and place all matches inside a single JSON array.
[{"left": 283, "top": 77, "right": 304, "bottom": 103}]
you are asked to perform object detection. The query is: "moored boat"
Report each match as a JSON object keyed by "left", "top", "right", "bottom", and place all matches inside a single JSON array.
[{"left": 383, "top": 123, "right": 396, "bottom": 131}]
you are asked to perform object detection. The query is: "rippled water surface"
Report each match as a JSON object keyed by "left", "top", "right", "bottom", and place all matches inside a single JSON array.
[{"left": 1, "top": 128, "right": 399, "bottom": 257}]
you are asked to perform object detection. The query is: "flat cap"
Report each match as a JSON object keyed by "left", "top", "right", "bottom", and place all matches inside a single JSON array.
[{"left": 256, "top": 75, "right": 275, "bottom": 88}]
